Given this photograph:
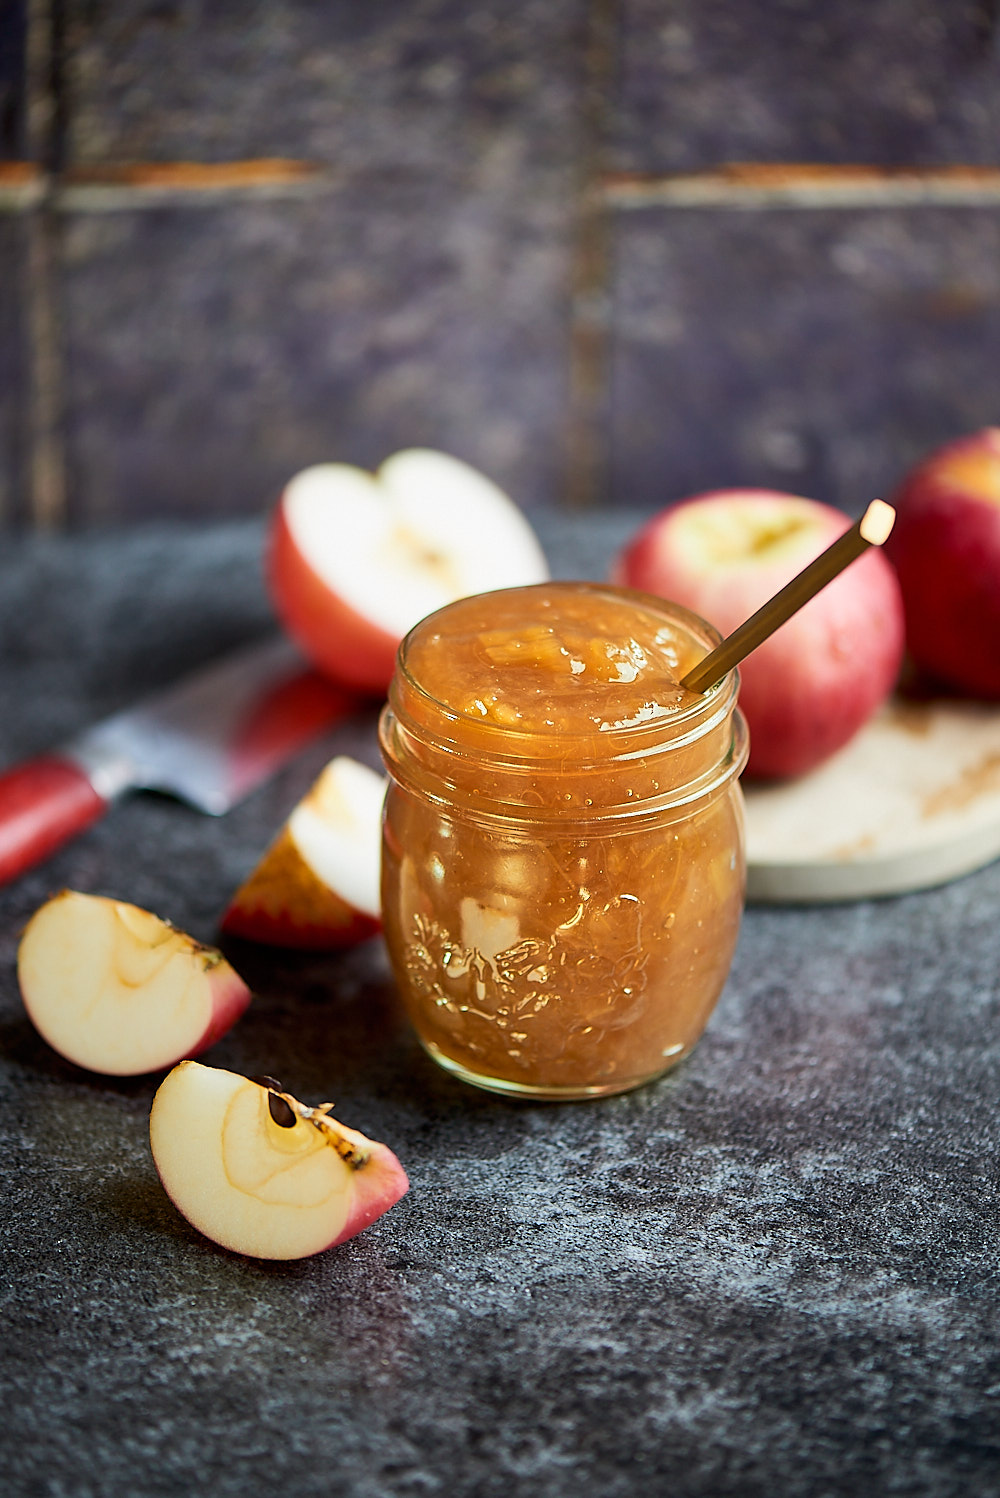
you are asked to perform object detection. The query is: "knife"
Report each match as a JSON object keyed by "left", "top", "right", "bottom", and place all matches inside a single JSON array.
[{"left": 0, "top": 636, "right": 356, "bottom": 886}]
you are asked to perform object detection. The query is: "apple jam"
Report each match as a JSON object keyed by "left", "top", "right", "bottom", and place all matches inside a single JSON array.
[{"left": 378, "top": 582, "right": 748, "bottom": 1099}]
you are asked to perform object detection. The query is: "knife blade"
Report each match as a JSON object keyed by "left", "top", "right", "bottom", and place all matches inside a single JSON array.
[{"left": 0, "top": 636, "right": 356, "bottom": 886}]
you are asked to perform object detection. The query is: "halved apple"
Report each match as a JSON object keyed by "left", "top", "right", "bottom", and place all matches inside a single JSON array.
[
  {"left": 221, "top": 755, "right": 385, "bottom": 948},
  {"left": 149, "top": 1061, "right": 409, "bottom": 1259},
  {"left": 268, "top": 448, "right": 549, "bottom": 694},
  {"left": 17, "top": 891, "right": 251, "bottom": 1075}
]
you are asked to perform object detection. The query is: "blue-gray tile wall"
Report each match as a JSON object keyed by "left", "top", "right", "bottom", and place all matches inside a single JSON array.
[
  {"left": 609, "top": 205, "right": 1000, "bottom": 514},
  {"left": 3, "top": 2, "right": 1000, "bottom": 524},
  {"left": 616, "top": 1, "right": 1000, "bottom": 172},
  {"left": 603, "top": 1, "right": 1000, "bottom": 515},
  {"left": 53, "top": 0, "right": 584, "bottom": 522},
  {"left": 60, "top": 175, "right": 574, "bottom": 522},
  {"left": 62, "top": 0, "right": 585, "bottom": 170}
]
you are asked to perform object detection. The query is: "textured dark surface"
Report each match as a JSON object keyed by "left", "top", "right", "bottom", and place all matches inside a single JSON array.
[
  {"left": 617, "top": 0, "right": 1000, "bottom": 172},
  {"left": 1, "top": 516, "right": 998, "bottom": 1497},
  {"left": 609, "top": 204, "right": 1000, "bottom": 514},
  {"left": 59, "top": 181, "right": 573, "bottom": 523}
]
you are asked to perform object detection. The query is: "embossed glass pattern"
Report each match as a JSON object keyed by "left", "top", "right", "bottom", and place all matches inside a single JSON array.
[{"left": 379, "top": 583, "right": 748, "bottom": 1099}]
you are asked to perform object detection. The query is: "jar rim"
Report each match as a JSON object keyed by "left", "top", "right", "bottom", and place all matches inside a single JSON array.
[
  {"left": 392, "top": 581, "right": 736, "bottom": 756},
  {"left": 380, "top": 700, "right": 748, "bottom": 826}
]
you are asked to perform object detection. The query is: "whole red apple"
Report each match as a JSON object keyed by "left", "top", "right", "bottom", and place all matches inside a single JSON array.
[
  {"left": 884, "top": 428, "right": 1000, "bottom": 698},
  {"left": 612, "top": 490, "right": 905, "bottom": 780}
]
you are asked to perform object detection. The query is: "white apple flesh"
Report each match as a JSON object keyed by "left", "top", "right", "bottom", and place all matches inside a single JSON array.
[
  {"left": 268, "top": 448, "right": 549, "bottom": 695},
  {"left": 17, "top": 891, "right": 251, "bottom": 1075},
  {"left": 613, "top": 490, "right": 905, "bottom": 780},
  {"left": 149, "top": 1061, "right": 409, "bottom": 1259},
  {"left": 221, "top": 755, "right": 385, "bottom": 948}
]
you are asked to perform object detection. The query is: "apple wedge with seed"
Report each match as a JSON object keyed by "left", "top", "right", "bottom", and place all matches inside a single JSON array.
[
  {"left": 17, "top": 890, "right": 251, "bottom": 1075},
  {"left": 150, "top": 1062, "right": 409, "bottom": 1259},
  {"left": 220, "top": 754, "right": 385, "bottom": 948}
]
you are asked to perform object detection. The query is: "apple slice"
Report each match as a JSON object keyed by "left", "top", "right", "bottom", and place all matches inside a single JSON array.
[
  {"left": 613, "top": 489, "right": 905, "bottom": 780},
  {"left": 268, "top": 448, "right": 550, "bottom": 694},
  {"left": 221, "top": 755, "right": 385, "bottom": 948},
  {"left": 149, "top": 1061, "right": 409, "bottom": 1259},
  {"left": 17, "top": 891, "right": 251, "bottom": 1075}
]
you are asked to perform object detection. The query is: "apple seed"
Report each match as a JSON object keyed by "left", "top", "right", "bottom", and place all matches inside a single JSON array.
[{"left": 267, "top": 1092, "right": 297, "bottom": 1128}]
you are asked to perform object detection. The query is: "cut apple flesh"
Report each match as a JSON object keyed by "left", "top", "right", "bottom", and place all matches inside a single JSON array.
[
  {"left": 149, "top": 1062, "right": 409, "bottom": 1260},
  {"left": 287, "top": 755, "right": 383, "bottom": 918},
  {"left": 221, "top": 756, "right": 385, "bottom": 947},
  {"left": 17, "top": 891, "right": 251, "bottom": 1075},
  {"left": 281, "top": 449, "right": 549, "bottom": 639},
  {"left": 663, "top": 492, "right": 829, "bottom": 572}
]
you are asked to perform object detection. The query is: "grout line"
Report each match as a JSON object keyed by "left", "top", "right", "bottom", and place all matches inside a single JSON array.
[
  {"left": 0, "top": 159, "right": 329, "bottom": 213},
  {"left": 4, "top": 159, "right": 999, "bottom": 216},
  {"left": 565, "top": 0, "right": 620, "bottom": 512},
  {"left": 25, "top": 0, "right": 54, "bottom": 167},
  {"left": 24, "top": 211, "right": 66, "bottom": 530},
  {"left": 0, "top": 163, "right": 48, "bottom": 211},
  {"left": 601, "top": 163, "right": 1000, "bottom": 210},
  {"left": 54, "top": 158, "right": 329, "bottom": 210},
  {"left": 23, "top": 0, "right": 65, "bottom": 529}
]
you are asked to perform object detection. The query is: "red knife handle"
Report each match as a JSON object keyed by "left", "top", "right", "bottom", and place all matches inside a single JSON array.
[{"left": 0, "top": 755, "right": 108, "bottom": 886}]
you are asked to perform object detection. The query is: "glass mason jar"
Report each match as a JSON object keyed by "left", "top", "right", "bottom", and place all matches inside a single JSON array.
[{"left": 378, "top": 582, "right": 748, "bottom": 1100}]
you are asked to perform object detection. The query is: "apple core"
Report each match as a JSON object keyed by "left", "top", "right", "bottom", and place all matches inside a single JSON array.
[{"left": 379, "top": 582, "right": 748, "bottom": 1099}]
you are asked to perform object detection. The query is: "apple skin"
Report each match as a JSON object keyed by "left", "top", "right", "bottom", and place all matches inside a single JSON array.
[
  {"left": 613, "top": 490, "right": 906, "bottom": 780},
  {"left": 189, "top": 966, "right": 254, "bottom": 1057},
  {"left": 220, "top": 756, "right": 385, "bottom": 949},
  {"left": 17, "top": 891, "right": 252, "bottom": 1076},
  {"left": 884, "top": 428, "right": 1000, "bottom": 699},
  {"left": 220, "top": 825, "right": 382, "bottom": 949},
  {"left": 325, "top": 1117, "right": 411, "bottom": 1248},
  {"left": 270, "top": 499, "right": 398, "bottom": 696}
]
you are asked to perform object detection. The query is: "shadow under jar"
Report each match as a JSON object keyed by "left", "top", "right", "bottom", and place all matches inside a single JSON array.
[{"left": 379, "top": 582, "right": 748, "bottom": 1100}]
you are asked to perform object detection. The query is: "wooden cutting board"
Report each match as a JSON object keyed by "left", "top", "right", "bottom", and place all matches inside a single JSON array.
[{"left": 743, "top": 696, "right": 1000, "bottom": 903}]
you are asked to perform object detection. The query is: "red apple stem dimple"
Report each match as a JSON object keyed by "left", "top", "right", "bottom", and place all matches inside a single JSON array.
[{"left": 679, "top": 500, "right": 896, "bottom": 694}]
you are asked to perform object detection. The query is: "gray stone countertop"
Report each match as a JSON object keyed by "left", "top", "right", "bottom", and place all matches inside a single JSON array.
[{"left": 1, "top": 515, "right": 997, "bottom": 1498}]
